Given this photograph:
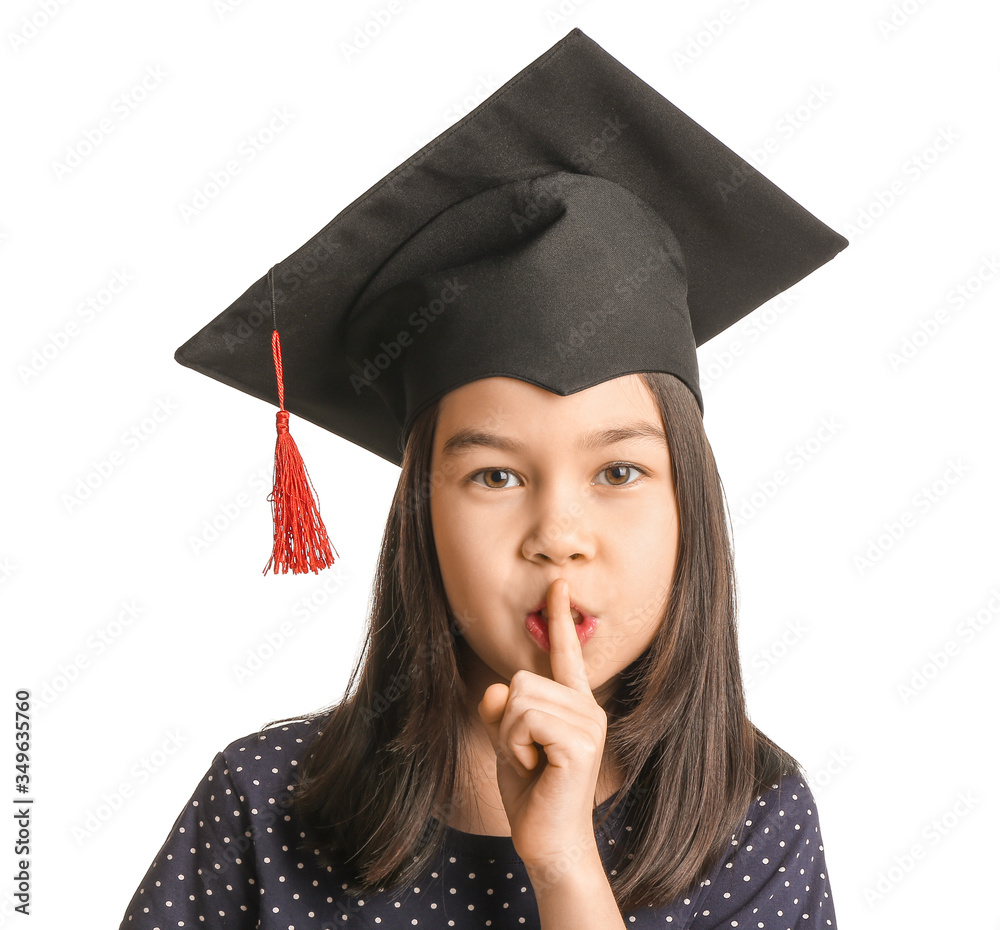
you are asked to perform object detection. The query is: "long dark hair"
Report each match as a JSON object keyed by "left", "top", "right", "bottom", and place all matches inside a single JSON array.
[{"left": 268, "top": 371, "right": 801, "bottom": 911}]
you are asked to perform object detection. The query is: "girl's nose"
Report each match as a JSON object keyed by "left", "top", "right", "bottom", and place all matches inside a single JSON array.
[{"left": 520, "top": 495, "right": 596, "bottom": 564}]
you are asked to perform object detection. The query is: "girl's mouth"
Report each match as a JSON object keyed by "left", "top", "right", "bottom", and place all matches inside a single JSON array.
[
  {"left": 527, "top": 599, "right": 598, "bottom": 623},
  {"left": 525, "top": 608, "right": 598, "bottom": 651}
]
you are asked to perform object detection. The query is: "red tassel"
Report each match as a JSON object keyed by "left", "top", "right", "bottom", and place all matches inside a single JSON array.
[{"left": 263, "top": 329, "right": 338, "bottom": 575}]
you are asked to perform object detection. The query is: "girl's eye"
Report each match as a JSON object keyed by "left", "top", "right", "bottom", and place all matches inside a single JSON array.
[
  {"left": 471, "top": 468, "right": 522, "bottom": 490},
  {"left": 469, "top": 463, "right": 645, "bottom": 490},
  {"left": 596, "top": 463, "right": 645, "bottom": 487}
]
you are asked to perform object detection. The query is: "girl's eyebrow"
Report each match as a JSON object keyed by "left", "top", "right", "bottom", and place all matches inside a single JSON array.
[{"left": 442, "top": 422, "right": 667, "bottom": 457}]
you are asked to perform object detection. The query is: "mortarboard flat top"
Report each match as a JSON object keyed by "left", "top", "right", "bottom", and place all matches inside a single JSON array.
[{"left": 176, "top": 28, "right": 847, "bottom": 467}]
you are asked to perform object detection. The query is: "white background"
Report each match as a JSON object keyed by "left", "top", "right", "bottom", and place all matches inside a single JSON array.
[{"left": 2, "top": 0, "right": 998, "bottom": 926}]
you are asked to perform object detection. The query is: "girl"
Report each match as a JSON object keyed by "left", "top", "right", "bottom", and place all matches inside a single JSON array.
[{"left": 120, "top": 28, "right": 845, "bottom": 929}]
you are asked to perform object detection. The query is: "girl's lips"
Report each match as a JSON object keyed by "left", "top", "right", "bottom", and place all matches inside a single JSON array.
[
  {"left": 527, "top": 599, "right": 599, "bottom": 624},
  {"left": 525, "top": 610, "right": 598, "bottom": 651}
]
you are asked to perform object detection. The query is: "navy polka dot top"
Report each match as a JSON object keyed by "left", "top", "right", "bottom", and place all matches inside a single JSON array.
[{"left": 119, "top": 718, "right": 837, "bottom": 928}]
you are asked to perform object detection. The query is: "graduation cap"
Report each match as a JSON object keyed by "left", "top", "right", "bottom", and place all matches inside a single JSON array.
[{"left": 175, "top": 27, "right": 848, "bottom": 575}]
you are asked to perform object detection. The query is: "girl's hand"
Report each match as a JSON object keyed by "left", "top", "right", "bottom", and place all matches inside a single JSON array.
[{"left": 478, "top": 577, "right": 607, "bottom": 875}]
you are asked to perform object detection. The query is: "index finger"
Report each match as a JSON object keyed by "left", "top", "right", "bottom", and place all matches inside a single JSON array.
[{"left": 546, "top": 578, "right": 591, "bottom": 694}]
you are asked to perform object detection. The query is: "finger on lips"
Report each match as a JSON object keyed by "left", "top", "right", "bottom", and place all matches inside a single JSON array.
[
  {"left": 547, "top": 578, "right": 590, "bottom": 693},
  {"left": 477, "top": 578, "right": 595, "bottom": 779}
]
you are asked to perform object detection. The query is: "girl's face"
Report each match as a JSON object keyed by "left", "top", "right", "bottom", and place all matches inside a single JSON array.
[{"left": 429, "top": 374, "right": 680, "bottom": 706}]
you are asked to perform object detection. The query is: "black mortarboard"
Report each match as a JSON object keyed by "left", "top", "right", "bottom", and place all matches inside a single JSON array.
[{"left": 175, "top": 28, "right": 847, "bottom": 573}]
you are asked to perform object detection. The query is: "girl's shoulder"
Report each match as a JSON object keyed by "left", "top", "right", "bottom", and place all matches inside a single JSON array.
[
  {"left": 686, "top": 770, "right": 837, "bottom": 928},
  {"left": 214, "top": 715, "right": 324, "bottom": 778},
  {"left": 747, "top": 768, "right": 822, "bottom": 823},
  {"left": 118, "top": 716, "right": 335, "bottom": 929}
]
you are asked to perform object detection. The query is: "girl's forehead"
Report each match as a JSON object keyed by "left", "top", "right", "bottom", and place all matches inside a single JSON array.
[
  {"left": 438, "top": 374, "right": 658, "bottom": 421},
  {"left": 433, "top": 376, "right": 667, "bottom": 459}
]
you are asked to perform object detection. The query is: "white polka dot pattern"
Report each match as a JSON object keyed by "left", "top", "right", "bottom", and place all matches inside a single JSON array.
[{"left": 117, "top": 720, "right": 837, "bottom": 928}]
